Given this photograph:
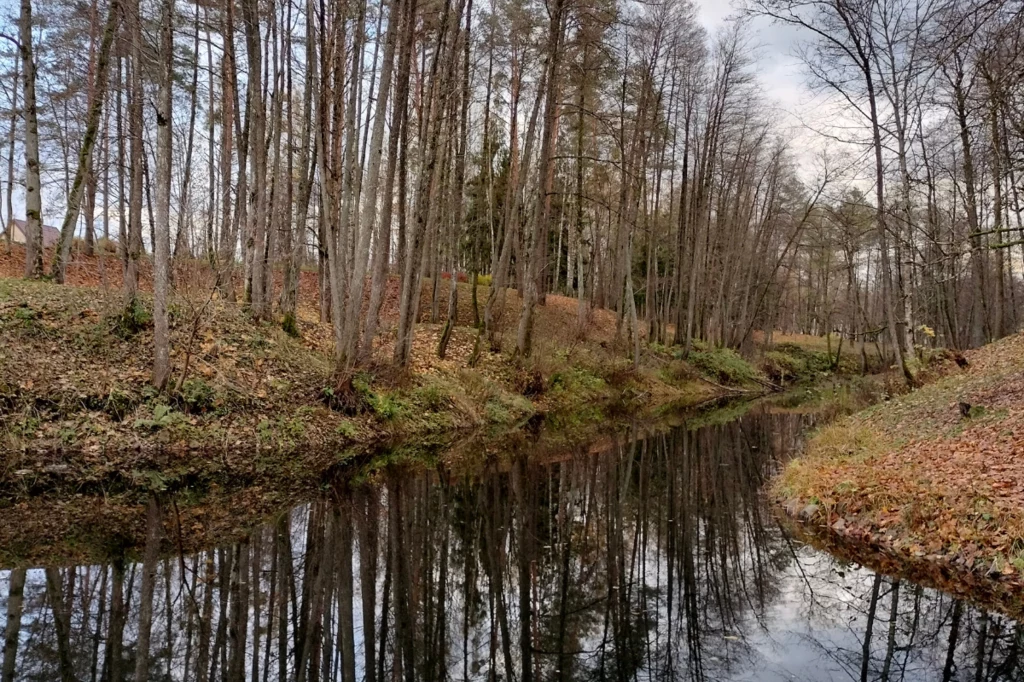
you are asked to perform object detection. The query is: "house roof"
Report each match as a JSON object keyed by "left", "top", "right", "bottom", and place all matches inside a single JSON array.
[{"left": 6, "top": 219, "right": 62, "bottom": 248}]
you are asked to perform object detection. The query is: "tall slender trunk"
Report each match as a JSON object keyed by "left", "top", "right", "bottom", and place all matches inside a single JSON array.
[
  {"left": 1, "top": 569, "right": 25, "bottom": 682},
  {"left": 360, "top": 0, "right": 417, "bottom": 361},
  {"left": 394, "top": 0, "right": 461, "bottom": 367},
  {"left": 134, "top": 499, "right": 162, "bottom": 682},
  {"left": 951, "top": 68, "right": 988, "bottom": 348},
  {"left": 19, "top": 0, "right": 42, "bottom": 279},
  {"left": 243, "top": 0, "right": 269, "bottom": 318},
  {"left": 216, "top": 0, "right": 238, "bottom": 297},
  {"left": 438, "top": 0, "right": 472, "bottom": 359},
  {"left": 516, "top": 0, "right": 567, "bottom": 357},
  {"left": 342, "top": 0, "right": 403, "bottom": 364},
  {"left": 152, "top": 0, "right": 173, "bottom": 389},
  {"left": 45, "top": 569, "right": 76, "bottom": 682},
  {"left": 125, "top": 0, "right": 145, "bottom": 299},
  {"left": 4, "top": 52, "right": 19, "bottom": 254},
  {"left": 481, "top": 56, "right": 522, "bottom": 350},
  {"left": 52, "top": 0, "right": 121, "bottom": 281},
  {"left": 866, "top": 60, "right": 912, "bottom": 383}
]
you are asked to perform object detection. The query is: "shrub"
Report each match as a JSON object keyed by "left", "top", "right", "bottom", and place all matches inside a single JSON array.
[
  {"left": 178, "top": 378, "right": 216, "bottom": 414},
  {"left": 14, "top": 305, "right": 38, "bottom": 323},
  {"left": 133, "top": 404, "right": 184, "bottom": 431},
  {"left": 109, "top": 298, "right": 152, "bottom": 339},
  {"left": 104, "top": 389, "right": 138, "bottom": 421},
  {"left": 776, "top": 343, "right": 834, "bottom": 373},
  {"left": 761, "top": 350, "right": 806, "bottom": 383},
  {"left": 485, "top": 399, "right": 512, "bottom": 424},
  {"left": 483, "top": 394, "right": 533, "bottom": 425},
  {"left": 336, "top": 420, "right": 358, "bottom": 439},
  {"left": 514, "top": 369, "right": 545, "bottom": 397},
  {"left": 369, "top": 392, "right": 403, "bottom": 420},
  {"left": 322, "top": 373, "right": 376, "bottom": 415},
  {"left": 281, "top": 312, "right": 300, "bottom": 338},
  {"left": 548, "top": 367, "right": 605, "bottom": 395},
  {"left": 687, "top": 347, "right": 760, "bottom": 385},
  {"left": 413, "top": 380, "right": 452, "bottom": 411}
]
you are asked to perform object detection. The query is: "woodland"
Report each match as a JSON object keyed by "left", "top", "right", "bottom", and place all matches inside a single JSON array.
[
  {"left": 2, "top": 0, "right": 1022, "bottom": 391},
  {"left": 5, "top": 0, "right": 1024, "bottom": 676}
]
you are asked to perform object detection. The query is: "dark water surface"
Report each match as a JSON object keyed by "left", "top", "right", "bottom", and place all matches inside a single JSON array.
[{"left": 1, "top": 404, "right": 1021, "bottom": 681}]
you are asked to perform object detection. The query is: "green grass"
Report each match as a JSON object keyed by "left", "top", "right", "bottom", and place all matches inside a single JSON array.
[{"left": 684, "top": 346, "right": 761, "bottom": 386}]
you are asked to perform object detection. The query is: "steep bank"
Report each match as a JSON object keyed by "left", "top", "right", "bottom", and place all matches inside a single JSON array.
[
  {"left": 0, "top": 275, "right": 749, "bottom": 493},
  {"left": 776, "top": 332, "right": 1024, "bottom": 613}
]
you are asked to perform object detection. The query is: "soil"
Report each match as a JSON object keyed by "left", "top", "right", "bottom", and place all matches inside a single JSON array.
[{"left": 0, "top": 245, "right": 738, "bottom": 500}]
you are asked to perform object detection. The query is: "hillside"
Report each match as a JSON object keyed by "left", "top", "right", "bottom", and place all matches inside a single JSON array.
[
  {"left": 777, "top": 332, "right": 1024, "bottom": 613},
  {"left": 0, "top": 252, "right": 741, "bottom": 497}
]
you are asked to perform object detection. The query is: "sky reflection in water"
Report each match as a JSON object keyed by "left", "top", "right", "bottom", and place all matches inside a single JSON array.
[{"left": 0, "top": 406, "right": 1020, "bottom": 681}]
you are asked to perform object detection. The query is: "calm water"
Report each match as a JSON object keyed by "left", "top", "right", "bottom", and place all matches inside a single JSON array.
[{"left": 1, "top": 404, "right": 1021, "bottom": 681}]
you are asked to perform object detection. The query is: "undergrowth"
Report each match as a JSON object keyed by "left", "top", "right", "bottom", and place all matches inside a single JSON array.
[{"left": 684, "top": 346, "right": 761, "bottom": 386}]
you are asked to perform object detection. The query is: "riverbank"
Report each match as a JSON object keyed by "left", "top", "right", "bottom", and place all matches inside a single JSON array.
[
  {"left": 1, "top": 273, "right": 788, "bottom": 494},
  {"left": 776, "top": 331, "right": 1024, "bottom": 613}
]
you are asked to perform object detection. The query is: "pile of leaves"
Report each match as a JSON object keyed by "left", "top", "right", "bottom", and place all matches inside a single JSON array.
[{"left": 776, "top": 331, "right": 1024, "bottom": 611}]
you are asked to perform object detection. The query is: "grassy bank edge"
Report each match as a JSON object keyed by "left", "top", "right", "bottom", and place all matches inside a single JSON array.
[
  {"left": 1, "top": 277, "right": 798, "bottom": 494},
  {"left": 772, "top": 332, "right": 1024, "bottom": 615}
]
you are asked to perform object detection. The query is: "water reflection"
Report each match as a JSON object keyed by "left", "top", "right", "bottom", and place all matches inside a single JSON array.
[{"left": 1, "top": 408, "right": 1021, "bottom": 681}]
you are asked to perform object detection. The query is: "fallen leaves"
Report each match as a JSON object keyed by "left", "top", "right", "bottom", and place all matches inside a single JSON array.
[{"left": 779, "top": 331, "right": 1024, "bottom": 601}]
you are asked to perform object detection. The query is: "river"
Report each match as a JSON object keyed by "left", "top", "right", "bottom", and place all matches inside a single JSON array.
[{"left": 0, "top": 399, "right": 1020, "bottom": 681}]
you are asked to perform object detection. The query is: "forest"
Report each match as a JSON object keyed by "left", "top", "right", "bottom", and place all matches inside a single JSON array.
[
  {"left": 2, "top": 0, "right": 1022, "bottom": 388},
  {"left": 5, "top": 0, "right": 1024, "bottom": 677}
]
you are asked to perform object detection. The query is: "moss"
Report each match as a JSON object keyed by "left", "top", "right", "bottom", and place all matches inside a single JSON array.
[
  {"left": 104, "top": 388, "right": 139, "bottom": 421},
  {"left": 133, "top": 404, "right": 186, "bottom": 432},
  {"left": 548, "top": 366, "right": 605, "bottom": 396},
  {"left": 0, "top": 276, "right": 749, "bottom": 478},
  {"left": 762, "top": 350, "right": 807, "bottom": 383},
  {"left": 411, "top": 379, "right": 453, "bottom": 412},
  {"left": 281, "top": 312, "right": 300, "bottom": 337},
  {"left": 368, "top": 391, "right": 405, "bottom": 421},
  {"left": 336, "top": 420, "right": 358, "bottom": 439},
  {"left": 177, "top": 378, "right": 216, "bottom": 414}
]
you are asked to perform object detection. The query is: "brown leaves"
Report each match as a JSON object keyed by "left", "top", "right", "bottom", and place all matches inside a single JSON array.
[{"left": 781, "top": 331, "right": 1024, "bottom": 602}]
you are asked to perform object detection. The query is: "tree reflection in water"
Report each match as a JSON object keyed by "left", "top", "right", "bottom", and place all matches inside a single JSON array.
[{"left": 1, "top": 408, "right": 1021, "bottom": 681}]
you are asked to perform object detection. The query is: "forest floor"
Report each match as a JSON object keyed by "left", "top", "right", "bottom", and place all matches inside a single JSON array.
[
  {"left": 776, "top": 331, "right": 1024, "bottom": 616},
  {"left": 0, "top": 244, "right": 871, "bottom": 502}
]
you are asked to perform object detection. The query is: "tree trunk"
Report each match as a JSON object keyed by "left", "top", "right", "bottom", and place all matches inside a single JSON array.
[
  {"left": 125, "top": 0, "right": 145, "bottom": 300},
  {"left": 1, "top": 569, "right": 25, "bottom": 682},
  {"left": 134, "top": 499, "right": 162, "bottom": 682},
  {"left": 52, "top": 0, "right": 120, "bottom": 282},
  {"left": 19, "top": 0, "right": 43, "bottom": 279},
  {"left": 242, "top": 0, "right": 269, "bottom": 318},
  {"left": 4, "top": 52, "right": 19, "bottom": 254},
  {"left": 516, "top": 0, "right": 566, "bottom": 357},
  {"left": 342, "top": 0, "right": 403, "bottom": 364},
  {"left": 152, "top": 0, "right": 173, "bottom": 389}
]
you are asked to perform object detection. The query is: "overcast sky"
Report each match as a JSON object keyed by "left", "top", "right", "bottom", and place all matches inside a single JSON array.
[
  {"left": 692, "top": 0, "right": 840, "bottom": 171},
  {"left": 4, "top": 0, "right": 832, "bottom": 230}
]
